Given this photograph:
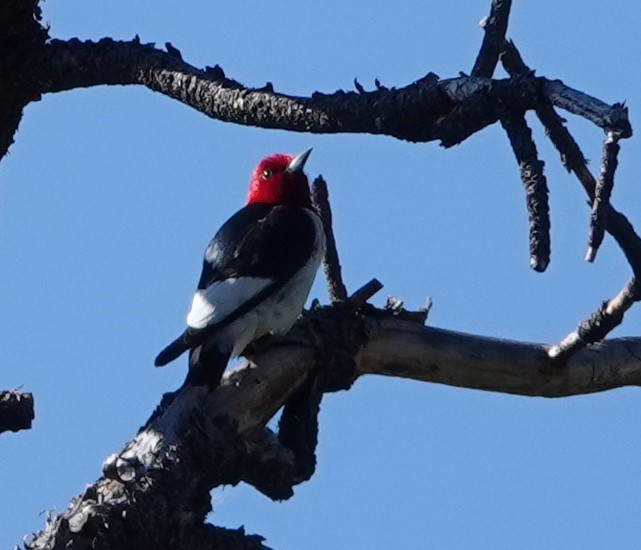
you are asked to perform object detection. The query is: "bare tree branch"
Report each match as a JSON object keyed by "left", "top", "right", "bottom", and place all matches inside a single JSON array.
[
  {"left": 548, "top": 278, "right": 639, "bottom": 361},
  {"left": 0, "top": 0, "right": 49, "bottom": 155},
  {"left": 472, "top": 0, "right": 513, "bottom": 78},
  {"left": 587, "top": 135, "right": 620, "bottom": 262},
  {"left": 500, "top": 39, "right": 641, "bottom": 360},
  {"left": 0, "top": 391, "right": 34, "bottom": 434},
  {"left": 0, "top": 35, "right": 622, "bottom": 161},
  {"left": 25, "top": 305, "right": 641, "bottom": 547},
  {"left": 311, "top": 176, "right": 348, "bottom": 303},
  {"left": 276, "top": 375, "right": 323, "bottom": 484},
  {"left": 500, "top": 112, "right": 551, "bottom": 271},
  {"left": 541, "top": 80, "right": 631, "bottom": 136},
  {"left": 28, "top": 39, "right": 544, "bottom": 146},
  {"left": 4, "top": 0, "right": 641, "bottom": 547}
]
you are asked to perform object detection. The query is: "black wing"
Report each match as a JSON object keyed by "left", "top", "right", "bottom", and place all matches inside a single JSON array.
[
  {"left": 197, "top": 203, "right": 318, "bottom": 289},
  {"left": 155, "top": 204, "right": 318, "bottom": 367}
]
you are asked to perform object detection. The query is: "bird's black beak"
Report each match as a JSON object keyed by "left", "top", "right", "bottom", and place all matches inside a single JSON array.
[{"left": 285, "top": 148, "right": 312, "bottom": 174}]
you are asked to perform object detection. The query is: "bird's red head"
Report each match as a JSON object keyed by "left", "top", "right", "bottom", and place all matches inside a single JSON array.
[{"left": 247, "top": 149, "right": 313, "bottom": 208}]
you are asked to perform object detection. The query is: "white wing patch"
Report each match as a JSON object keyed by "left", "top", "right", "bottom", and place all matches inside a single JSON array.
[{"left": 186, "top": 277, "right": 274, "bottom": 329}]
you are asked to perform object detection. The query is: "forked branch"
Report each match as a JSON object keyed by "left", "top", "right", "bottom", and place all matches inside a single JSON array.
[
  {"left": 26, "top": 305, "right": 641, "bottom": 548},
  {"left": 499, "top": 39, "right": 641, "bottom": 361},
  {"left": 4, "top": 0, "right": 641, "bottom": 548}
]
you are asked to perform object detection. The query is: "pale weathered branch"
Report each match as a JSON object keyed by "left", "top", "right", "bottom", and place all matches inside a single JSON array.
[
  {"left": 26, "top": 305, "right": 641, "bottom": 548},
  {"left": 360, "top": 317, "right": 641, "bottom": 396}
]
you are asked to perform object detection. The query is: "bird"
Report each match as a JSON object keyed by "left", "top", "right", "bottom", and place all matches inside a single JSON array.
[{"left": 154, "top": 148, "right": 326, "bottom": 387}]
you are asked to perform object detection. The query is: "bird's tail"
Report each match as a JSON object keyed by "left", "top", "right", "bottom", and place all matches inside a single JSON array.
[
  {"left": 154, "top": 331, "right": 192, "bottom": 367},
  {"left": 186, "top": 341, "right": 231, "bottom": 388}
]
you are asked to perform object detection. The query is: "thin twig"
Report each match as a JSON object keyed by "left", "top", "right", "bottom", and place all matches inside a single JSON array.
[
  {"left": 347, "top": 278, "right": 384, "bottom": 307},
  {"left": 500, "top": 113, "right": 551, "bottom": 271},
  {"left": 586, "top": 135, "right": 620, "bottom": 262},
  {"left": 311, "top": 176, "right": 348, "bottom": 303},
  {"left": 548, "top": 278, "right": 637, "bottom": 360},
  {"left": 472, "top": 0, "right": 513, "bottom": 78}
]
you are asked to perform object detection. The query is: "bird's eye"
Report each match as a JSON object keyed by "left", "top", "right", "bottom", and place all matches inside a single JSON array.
[{"left": 261, "top": 169, "right": 272, "bottom": 180}]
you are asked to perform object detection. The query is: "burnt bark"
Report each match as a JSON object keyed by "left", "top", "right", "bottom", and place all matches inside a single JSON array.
[
  {"left": 500, "top": 112, "right": 551, "bottom": 271},
  {"left": 0, "top": 391, "right": 34, "bottom": 434},
  {"left": 472, "top": 0, "right": 513, "bottom": 78},
  {"left": 2, "top": 0, "right": 641, "bottom": 548},
  {"left": 0, "top": 0, "right": 49, "bottom": 155},
  {"left": 499, "top": 40, "right": 641, "bottom": 361}
]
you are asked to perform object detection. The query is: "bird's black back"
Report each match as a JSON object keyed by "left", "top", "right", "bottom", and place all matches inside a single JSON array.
[{"left": 197, "top": 203, "right": 318, "bottom": 289}]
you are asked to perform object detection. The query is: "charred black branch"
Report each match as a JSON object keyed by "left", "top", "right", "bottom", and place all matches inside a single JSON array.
[
  {"left": 548, "top": 278, "right": 639, "bottom": 361},
  {"left": 238, "top": 429, "right": 297, "bottom": 501},
  {"left": 501, "top": 41, "right": 600, "bottom": 194},
  {"left": 587, "top": 136, "right": 620, "bottom": 262},
  {"left": 543, "top": 81, "right": 631, "bottom": 138},
  {"left": 311, "top": 176, "right": 348, "bottom": 303},
  {"left": 277, "top": 376, "right": 323, "bottom": 484},
  {"left": 500, "top": 113, "right": 551, "bottom": 271},
  {"left": 502, "top": 43, "right": 631, "bottom": 139},
  {"left": 607, "top": 210, "right": 641, "bottom": 279},
  {"left": 0, "top": 0, "right": 49, "bottom": 156},
  {"left": 472, "top": 0, "right": 513, "bottom": 78},
  {"left": 275, "top": 276, "right": 384, "bottom": 483},
  {"left": 501, "top": 41, "right": 641, "bottom": 267},
  {"left": 0, "top": 391, "right": 34, "bottom": 434},
  {"left": 28, "top": 40, "right": 528, "bottom": 146},
  {"left": 549, "top": 207, "right": 641, "bottom": 361},
  {"left": 0, "top": 38, "right": 613, "bottom": 157},
  {"left": 500, "top": 39, "right": 641, "bottom": 359},
  {"left": 577, "top": 293, "right": 626, "bottom": 344}
]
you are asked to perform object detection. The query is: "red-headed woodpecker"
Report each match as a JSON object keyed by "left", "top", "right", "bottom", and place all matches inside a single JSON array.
[{"left": 155, "top": 149, "right": 325, "bottom": 386}]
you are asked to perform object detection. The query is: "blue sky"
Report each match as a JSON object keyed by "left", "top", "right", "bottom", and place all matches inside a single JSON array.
[{"left": 2, "top": 1, "right": 641, "bottom": 548}]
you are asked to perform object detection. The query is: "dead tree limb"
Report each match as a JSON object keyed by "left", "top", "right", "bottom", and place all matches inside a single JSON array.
[
  {"left": 500, "top": 112, "right": 551, "bottom": 271},
  {"left": 587, "top": 135, "right": 620, "bottom": 262},
  {"left": 0, "top": 26, "right": 630, "bottom": 160},
  {"left": 26, "top": 39, "right": 614, "bottom": 148},
  {"left": 311, "top": 176, "right": 348, "bottom": 303},
  {"left": 25, "top": 305, "right": 641, "bottom": 548},
  {"left": 472, "top": 0, "right": 513, "bottom": 78},
  {"left": 499, "top": 40, "right": 641, "bottom": 360},
  {"left": 0, "top": 391, "right": 34, "bottom": 434},
  {"left": 3, "top": 0, "right": 641, "bottom": 547}
]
